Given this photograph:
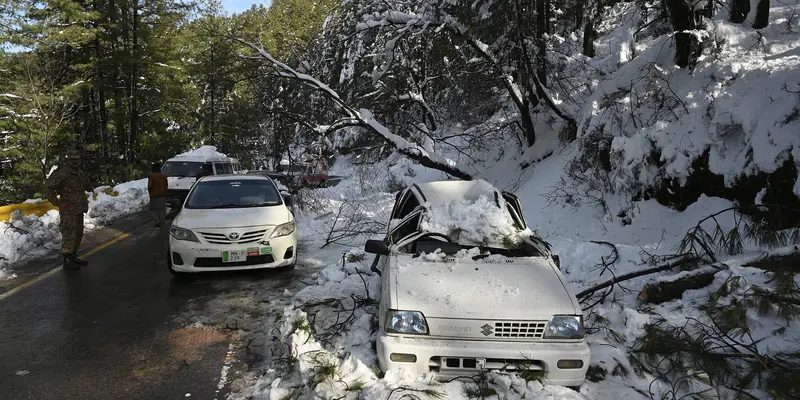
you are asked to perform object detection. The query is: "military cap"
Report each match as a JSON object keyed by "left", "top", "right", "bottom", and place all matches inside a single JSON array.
[{"left": 65, "top": 150, "right": 82, "bottom": 159}]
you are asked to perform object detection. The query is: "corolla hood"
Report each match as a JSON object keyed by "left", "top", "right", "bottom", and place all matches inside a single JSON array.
[
  {"left": 390, "top": 254, "right": 580, "bottom": 320},
  {"left": 174, "top": 206, "right": 291, "bottom": 229}
]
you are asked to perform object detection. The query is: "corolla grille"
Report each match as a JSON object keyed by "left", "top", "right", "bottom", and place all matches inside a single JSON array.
[
  {"left": 492, "top": 321, "right": 547, "bottom": 339},
  {"left": 198, "top": 229, "right": 268, "bottom": 244}
]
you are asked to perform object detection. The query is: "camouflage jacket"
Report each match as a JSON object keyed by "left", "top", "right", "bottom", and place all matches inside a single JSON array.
[{"left": 45, "top": 167, "right": 93, "bottom": 214}]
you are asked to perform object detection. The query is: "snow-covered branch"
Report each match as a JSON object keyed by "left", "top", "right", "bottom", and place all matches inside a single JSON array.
[{"left": 239, "top": 39, "right": 474, "bottom": 181}]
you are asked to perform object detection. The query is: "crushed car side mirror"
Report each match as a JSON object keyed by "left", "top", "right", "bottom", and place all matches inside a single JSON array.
[
  {"left": 281, "top": 192, "right": 293, "bottom": 207},
  {"left": 365, "top": 239, "right": 389, "bottom": 255},
  {"left": 167, "top": 198, "right": 181, "bottom": 209},
  {"left": 553, "top": 254, "right": 561, "bottom": 269}
]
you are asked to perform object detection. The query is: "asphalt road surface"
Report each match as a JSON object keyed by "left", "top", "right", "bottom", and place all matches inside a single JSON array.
[{"left": 0, "top": 212, "right": 315, "bottom": 400}]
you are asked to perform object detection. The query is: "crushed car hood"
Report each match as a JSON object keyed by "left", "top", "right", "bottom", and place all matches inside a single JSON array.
[
  {"left": 175, "top": 207, "right": 291, "bottom": 230},
  {"left": 391, "top": 255, "right": 579, "bottom": 320}
]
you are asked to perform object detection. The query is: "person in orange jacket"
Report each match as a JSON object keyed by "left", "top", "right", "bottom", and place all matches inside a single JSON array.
[{"left": 148, "top": 163, "right": 168, "bottom": 228}]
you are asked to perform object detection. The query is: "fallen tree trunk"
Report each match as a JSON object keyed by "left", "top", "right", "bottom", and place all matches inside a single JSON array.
[
  {"left": 638, "top": 268, "right": 719, "bottom": 304},
  {"left": 576, "top": 255, "right": 702, "bottom": 300}
]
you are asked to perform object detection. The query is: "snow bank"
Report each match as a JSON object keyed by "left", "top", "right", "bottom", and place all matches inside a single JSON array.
[
  {"left": 85, "top": 178, "right": 149, "bottom": 228},
  {"left": 0, "top": 178, "right": 150, "bottom": 275}
]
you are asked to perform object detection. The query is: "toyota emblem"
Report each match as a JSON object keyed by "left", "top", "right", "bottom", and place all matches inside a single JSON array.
[{"left": 228, "top": 232, "right": 240, "bottom": 240}]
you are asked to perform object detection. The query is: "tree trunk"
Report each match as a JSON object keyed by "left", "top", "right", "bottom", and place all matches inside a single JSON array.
[
  {"left": 128, "top": 0, "right": 139, "bottom": 180},
  {"left": 535, "top": 0, "right": 548, "bottom": 86},
  {"left": 752, "top": 0, "right": 770, "bottom": 29},
  {"left": 583, "top": 20, "right": 596, "bottom": 57},
  {"left": 666, "top": 0, "right": 703, "bottom": 69},
  {"left": 94, "top": 26, "right": 109, "bottom": 181},
  {"left": 638, "top": 270, "right": 718, "bottom": 304},
  {"left": 115, "top": 0, "right": 128, "bottom": 163},
  {"left": 730, "top": 0, "right": 750, "bottom": 22}
]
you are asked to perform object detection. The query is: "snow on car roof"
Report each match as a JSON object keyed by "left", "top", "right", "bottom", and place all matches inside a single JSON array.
[
  {"left": 413, "top": 180, "right": 531, "bottom": 248},
  {"left": 198, "top": 174, "right": 269, "bottom": 182},
  {"left": 414, "top": 179, "right": 500, "bottom": 206},
  {"left": 167, "top": 145, "right": 231, "bottom": 162}
]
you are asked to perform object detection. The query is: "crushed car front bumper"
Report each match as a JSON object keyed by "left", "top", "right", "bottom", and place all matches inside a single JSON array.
[{"left": 376, "top": 334, "right": 590, "bottom": 386}]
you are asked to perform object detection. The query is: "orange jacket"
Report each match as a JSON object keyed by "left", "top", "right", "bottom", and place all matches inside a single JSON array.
[{"left": 148, "top": 172, "right": 168, "bottom": 198}]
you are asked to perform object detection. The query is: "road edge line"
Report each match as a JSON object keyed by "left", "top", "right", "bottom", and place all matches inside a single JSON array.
[{"left": 0, "top": 232, "right": 132, "bottom": 301}]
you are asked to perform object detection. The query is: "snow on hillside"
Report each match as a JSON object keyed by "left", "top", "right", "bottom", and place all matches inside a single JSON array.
[
  {"left": 0, "top": 179, "right": 149, "bottom": 279},
  {"left": 568, "top": 0, "right": 800, "bottom": 200}
]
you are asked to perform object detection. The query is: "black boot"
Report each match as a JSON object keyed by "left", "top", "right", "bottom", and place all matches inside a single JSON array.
[
  {"left": 64, "top": 253, "right": 88, "bottom": 268},
  {"left": 71, "top": 253, "right": 89, "bottom": 266},
  {"left": 63, "top": 255, "right": 80, "bottom": 270}
]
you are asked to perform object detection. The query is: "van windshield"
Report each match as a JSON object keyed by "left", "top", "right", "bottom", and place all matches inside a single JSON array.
[{"left": 162, "top": 161, "right": 206, "bottom": 177}]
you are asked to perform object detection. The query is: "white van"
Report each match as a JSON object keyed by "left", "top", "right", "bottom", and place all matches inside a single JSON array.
[{"left": 162, "top": 154, "right": 241, "bottom": 204}]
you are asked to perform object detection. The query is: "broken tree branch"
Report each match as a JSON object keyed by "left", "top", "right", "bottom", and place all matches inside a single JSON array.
[
  {"left": 236, "top": 38, "right": 474, "bottom": 181},
  {"left": 576, "top": 255, "right": 704, "bottom": 300}
]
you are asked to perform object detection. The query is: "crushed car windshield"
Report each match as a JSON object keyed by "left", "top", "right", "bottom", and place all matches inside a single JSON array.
[
  {"left": 161, "top": 161, "right": 206, "bottom": 177},
  {"left": 185, "top": 180, "right": 282, "bottom": 209}
]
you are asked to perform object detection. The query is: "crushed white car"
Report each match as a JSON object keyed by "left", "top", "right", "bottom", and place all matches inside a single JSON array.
[
  {"left": 364, "top": 180, "right": 589, "bottom": 386},
  {"left": 167, "top": 174, "right": 297, "bottom": 277}
]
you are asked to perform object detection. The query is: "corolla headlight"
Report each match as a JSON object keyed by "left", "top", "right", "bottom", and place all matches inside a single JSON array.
[
  {"left": 270, "top": 221, "right": 296, "bottom": 238},
  {"left": 386, "top": 310, "right": 429, "bottom": 335},
  {"left": 170, "top": 226, "right": 199, "bottom": 242},
  {"left": 543, "top": 315, "right": 584, "bottom": 339}
]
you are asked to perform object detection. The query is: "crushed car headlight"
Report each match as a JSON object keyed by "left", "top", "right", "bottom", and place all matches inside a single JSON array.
[
  {"left": 543, "top": 315, "right": 584, "bottom": 339},
  {"left": 386, "top": 310, "right": 429, "bottom": 335},
  {"left": 270, "top": 221, "right": 295, "bottom": 238},
  {"left": 170, "top": 226, "right": 199, "bottom": 242}
]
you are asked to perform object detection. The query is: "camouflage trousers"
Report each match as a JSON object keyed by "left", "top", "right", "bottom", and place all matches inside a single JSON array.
[{"left": 60, "top": 213, "right": 85, "bottom": 255}]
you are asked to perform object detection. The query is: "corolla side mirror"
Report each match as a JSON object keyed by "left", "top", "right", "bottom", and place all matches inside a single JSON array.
[
  {"left": 365, "top": 239, "right": 389, "bottom": 255},
  {"left": 167, "top": 199, "right": 181, "bottom": 209}
]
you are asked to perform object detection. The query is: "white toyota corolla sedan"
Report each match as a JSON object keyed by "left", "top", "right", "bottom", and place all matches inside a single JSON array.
[
  {"left": 167, "top": 174, "right": 297, "bottom": 277},
  {"left": 364, "top": 180, "right": 589, "bottom": 387}
]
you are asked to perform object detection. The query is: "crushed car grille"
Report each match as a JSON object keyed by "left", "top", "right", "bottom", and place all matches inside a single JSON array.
[
  {"left": 198, "top": 229, "right": 268, "bottom": 244},
  {"left": 493, "top": 321, "right": 547, "bottom": 338}
]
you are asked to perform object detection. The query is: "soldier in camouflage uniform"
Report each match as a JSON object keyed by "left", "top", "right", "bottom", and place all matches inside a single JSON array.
[{"left": 46, "top": 150, "right": 93, "bottom": 269}]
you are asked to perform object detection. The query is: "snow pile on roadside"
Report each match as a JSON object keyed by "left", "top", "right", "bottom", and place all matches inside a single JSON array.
[
  {"left": 85, "top": 178, "right": 149, "bottom": 228},
  {"left": 0, "top": 178, "right": 150, "bottom": 274},
  {"left": 0, "top": 209, "right": 65, "bottom": 274},
  {"left": 0, "top": 268, "right": 15, "bottom": 281}
]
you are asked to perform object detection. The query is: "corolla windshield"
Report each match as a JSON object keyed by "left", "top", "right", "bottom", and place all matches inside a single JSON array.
[
  {"left": 185, "top": 180, "right": 282, "bottom": 209},
  {"left": 161, "top": 161, "right": 205, "bottom": 177}
]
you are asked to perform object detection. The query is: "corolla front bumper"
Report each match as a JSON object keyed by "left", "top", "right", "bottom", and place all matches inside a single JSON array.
[
  {"left": 169, "top": 232, "right": 297, "bottom": 272},
  {"left": 376, "top": 334, "right": 590, "bottom": 386}
]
